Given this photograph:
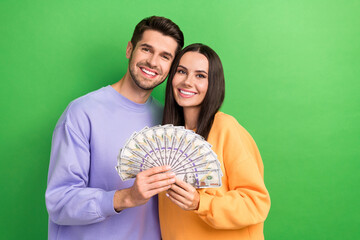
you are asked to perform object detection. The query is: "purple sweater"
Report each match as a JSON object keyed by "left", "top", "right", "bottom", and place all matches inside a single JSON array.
[{"left": 45, "top": 86, "right": 163, "bottom": 239}]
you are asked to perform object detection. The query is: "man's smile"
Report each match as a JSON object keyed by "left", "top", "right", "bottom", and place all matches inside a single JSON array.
[{"left": 139, "top": 66, "right": 159, "bottom": 78}]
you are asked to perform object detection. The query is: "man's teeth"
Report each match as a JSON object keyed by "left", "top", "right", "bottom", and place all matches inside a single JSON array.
[
  {"left": 180, "top": 90, "right": 195, "bottom": 96},
  {"left": 142, "top": 68, "right": 156, "bottom": 76}
]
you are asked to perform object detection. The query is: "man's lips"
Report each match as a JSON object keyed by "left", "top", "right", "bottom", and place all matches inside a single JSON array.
[
  {"left": 140, "top": 66, "right": 159, "bottom": 78},
  {"left": 178, "top": 88, "right": 197, "bottom": 98}
]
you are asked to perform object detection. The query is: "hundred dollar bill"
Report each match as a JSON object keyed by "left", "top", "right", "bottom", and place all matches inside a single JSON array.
[
  {"left": 174, "top": 160, "right": 220, "bottom": 174},
  {"left": 132, "top": 131, "right": 163, "bottom": 167},
  {"left": 167, "top": 127, "right": 188, "bottom": 166},
  {"left": 152, "top": 126, "right": 167, "bottom": 165},
  {"left": 117, "top": 171, "right": 138, "bottom": 181},
  {"left": 117, "top": 154, "right": 152, "bottom": 169},
  {"left": 140, "top": 126, "right": 164, "bottom": 165},
  {"left": 176, "top": 169, "right": 222, "bottom": 188},
  {"left": 116, "top": 125, "right": 223, "bottom": 188},
  {"left": 171, "top": 145, "right": 220, "bottom": 174}
]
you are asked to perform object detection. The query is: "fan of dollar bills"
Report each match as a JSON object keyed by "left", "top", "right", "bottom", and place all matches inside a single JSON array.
[{"left": 116, "top": 125, "right": 222, "bottom": 188}]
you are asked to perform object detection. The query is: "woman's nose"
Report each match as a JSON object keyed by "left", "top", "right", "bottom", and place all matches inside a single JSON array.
[{"left": 183, "top": 74, "right": 193, "bottom": 86}]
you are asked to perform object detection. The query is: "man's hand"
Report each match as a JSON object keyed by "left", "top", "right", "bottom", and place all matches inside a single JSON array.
[
  {"left": 166, "top": 178, "right": 200, "bottom": 211},
  {"left": 114, "top": 165, "right": 175, "bottom": 211}
]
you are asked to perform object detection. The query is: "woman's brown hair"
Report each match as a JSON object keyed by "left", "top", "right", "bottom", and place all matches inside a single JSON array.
[{"left": 162, "top": 43, "right": 225, "bottom": 140}]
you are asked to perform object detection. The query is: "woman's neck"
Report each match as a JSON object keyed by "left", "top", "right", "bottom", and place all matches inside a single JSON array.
[{"left": 183, "top": 107, "right": 200, "bottom": 130}]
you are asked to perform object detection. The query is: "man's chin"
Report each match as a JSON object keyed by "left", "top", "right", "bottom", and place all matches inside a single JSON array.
[{"left": 134, "top": 79, "right": 164, "bottom": 91}]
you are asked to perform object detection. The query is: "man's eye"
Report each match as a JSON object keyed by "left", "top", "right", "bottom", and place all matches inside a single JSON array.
[
  {"left": 162, "top": 55, "right": 170, "bottom": 60},
  {"left": 142, "top": 48, "right": 150, "bottom": 52}
]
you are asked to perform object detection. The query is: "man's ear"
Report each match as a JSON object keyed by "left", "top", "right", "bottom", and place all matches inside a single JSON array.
[{"left": 126, "top": 41, "right": 133, "bottom": 59}]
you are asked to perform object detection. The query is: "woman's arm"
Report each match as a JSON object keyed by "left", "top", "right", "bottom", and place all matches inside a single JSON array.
[{"left": 166, "top": 113, "right": 271, "bottom": 229}]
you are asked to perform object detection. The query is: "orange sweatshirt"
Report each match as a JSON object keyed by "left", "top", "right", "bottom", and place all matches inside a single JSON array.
[{"left": 159, "top": 112, "right": 271, "bottom": 240}]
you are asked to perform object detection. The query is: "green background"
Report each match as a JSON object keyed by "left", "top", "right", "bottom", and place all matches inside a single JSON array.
[{"left": 1, "top": 0, "right": 359, "bottom": 239}]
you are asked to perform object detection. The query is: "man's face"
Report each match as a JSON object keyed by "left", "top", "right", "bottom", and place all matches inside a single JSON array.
[{"left": 127, "top": 30, "right": 178, "bottom": 90}]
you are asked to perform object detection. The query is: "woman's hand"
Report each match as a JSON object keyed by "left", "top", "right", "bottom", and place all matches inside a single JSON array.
[{"left": 166, "top": 178, "right": 200, "bottom": 211}]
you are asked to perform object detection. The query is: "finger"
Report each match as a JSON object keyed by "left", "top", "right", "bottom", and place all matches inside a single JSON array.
[
  {"left": 166, "top": 192, "right": 187, "bottom": 210},
  {"left": 169, "top": 182, "right": 199, "bottom": 203},
  {"left": 174, "top": 177, "right": 193, "bottom": 191},
  {"left": 167, "top": 188, "right": 188, "bottom": 204},
  {"left": 170, "top": 183, "right": 189, "bottom": 197},
  {"left": 173, "top": 178, "right": 199, "bottom": 200},
  {"left": 145, "top": 185, "right": 173, "bottom": 198},
  {"left": 147, "top": 171, "right": 176, "bottom": 184},
  {"left": 167, "top": 188, "right": 199, "bottom": 211},
  {"left": 147, "top": 177, "right": 176, "bottom": 190},
  {"left": 140, "top": 165, "right": 172, "bottom": 177}
]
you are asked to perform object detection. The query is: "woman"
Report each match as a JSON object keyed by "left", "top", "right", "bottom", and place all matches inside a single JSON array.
[{"left": 159, "top": 43, "right": 271, "bottom": 240}]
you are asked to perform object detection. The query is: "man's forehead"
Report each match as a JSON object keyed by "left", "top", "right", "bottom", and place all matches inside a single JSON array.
[{"left": 136, "top": 30, "right": 178, "bottom": 55}]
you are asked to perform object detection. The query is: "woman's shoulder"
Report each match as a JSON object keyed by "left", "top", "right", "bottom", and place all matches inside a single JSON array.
[
  {"left": 213, "top": 112, "right": 240, "bottom": 128},
  {"left": 212, "top": 112, "right": 250, "bottom": 137},
  {"left": 211, "top": 112, "right": 258, "bottom": 151}
]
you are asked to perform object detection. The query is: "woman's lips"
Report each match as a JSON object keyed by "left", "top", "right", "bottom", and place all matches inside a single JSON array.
[{"left": 178, "top": 88, "right": 196, "bottom": 98}]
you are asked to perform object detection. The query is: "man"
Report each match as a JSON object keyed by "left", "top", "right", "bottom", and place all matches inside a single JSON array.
[{"left": 45, "top": 16, "right": 184, "bottom": 240}]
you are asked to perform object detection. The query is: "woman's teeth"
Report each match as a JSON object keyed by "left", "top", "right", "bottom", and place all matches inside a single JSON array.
[{"left": 180, "top": 90, "right": 195, "bottom": 96}]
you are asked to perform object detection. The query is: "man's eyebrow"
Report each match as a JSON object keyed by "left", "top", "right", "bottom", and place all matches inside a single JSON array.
[
  {"left": 163, "top": 51, "right": 174, "bottom": 59},
  {"left": 140, "top": 43, "right": 174, "bottom": 59},
  {"left": 139, "top": 43, "right": 153, "bottom": 49}
]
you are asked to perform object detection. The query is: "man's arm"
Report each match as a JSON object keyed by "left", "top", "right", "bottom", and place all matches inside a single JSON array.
[
  {"left": 46, "top": 122, "right": 114, "bottom": 225},
  {"left": 46, "top": 122, "right": 175, "bottom": 225}
]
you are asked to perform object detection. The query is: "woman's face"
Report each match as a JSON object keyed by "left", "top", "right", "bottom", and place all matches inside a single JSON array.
[{"left": 172, "top": 51, "right": 209, "bottom": 113}]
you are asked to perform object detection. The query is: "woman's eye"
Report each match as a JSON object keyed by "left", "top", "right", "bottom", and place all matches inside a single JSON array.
[
  {"left": 197, "top": 74, "right": 206, "bottom": 78},
  {"left": 177, "top": 69, "right": 186, "bottom": 74}
]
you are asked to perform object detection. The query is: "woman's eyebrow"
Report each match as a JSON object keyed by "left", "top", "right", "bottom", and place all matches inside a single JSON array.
[
  {"left": 178, "top": 65, "right": 208, "bottom": 75},
  {"left": 178, "top": 65, "right": 188, "bottom": 70},
  {"left": 195, "top": 70, "right": 208, "bottom": 75}
]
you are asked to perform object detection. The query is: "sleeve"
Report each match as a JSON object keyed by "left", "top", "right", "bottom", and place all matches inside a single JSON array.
[
  {"left": 45, "top": 121, "right": 119, "bottom": 226},
  {"left": 194, "top": 116, "right": 271, "bottom": 229}
]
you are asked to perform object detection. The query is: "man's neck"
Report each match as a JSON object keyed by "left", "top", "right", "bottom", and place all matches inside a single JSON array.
[{"left": 111, "top": 73, "right": 152, "bottom": 104}]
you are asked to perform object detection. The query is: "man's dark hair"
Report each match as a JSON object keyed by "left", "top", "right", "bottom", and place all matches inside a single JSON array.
[
  {"left": 162, "top": 43, "right": 225, "bottom": 140},
  {"left": 131, "top": 16, "right": 184, "bottom": 54}
]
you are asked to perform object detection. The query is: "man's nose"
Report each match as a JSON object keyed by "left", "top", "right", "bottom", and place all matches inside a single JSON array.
[{"left": 146, "top": 54, "right": 158, "bottom": 68}]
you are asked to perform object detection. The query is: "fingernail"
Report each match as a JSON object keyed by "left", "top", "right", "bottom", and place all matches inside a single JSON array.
[{"left": 166, "top": 193, "right": 169, "bottom": 197}]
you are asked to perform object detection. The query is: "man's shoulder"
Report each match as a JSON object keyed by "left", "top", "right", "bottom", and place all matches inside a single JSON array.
[
  {"left": 69, "top": 86, "right": 109, "bottom": 109},
  {"left": 56, "top": 86, "right": 109, "bottom": 126},
  {"left": 149, "top": 96, "right": 163, "bottom": 111}
]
